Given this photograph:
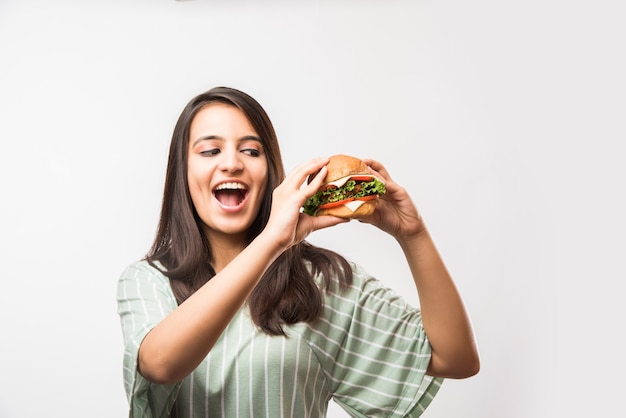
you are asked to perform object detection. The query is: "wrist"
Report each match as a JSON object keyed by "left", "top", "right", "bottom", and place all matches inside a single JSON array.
[
  {"left": 396, "top": 225, "right": 430, "bottom": 252},
  {"left": 254, "top": 229, "right": 290, "bottom": 258}
]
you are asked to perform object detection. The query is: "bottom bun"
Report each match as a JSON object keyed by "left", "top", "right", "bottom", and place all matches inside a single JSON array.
[{"left": 316, "top": 201, "right": 377, "bottom": 219}]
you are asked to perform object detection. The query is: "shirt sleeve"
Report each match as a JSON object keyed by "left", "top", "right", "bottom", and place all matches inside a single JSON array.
[
  {"left": 306, "top": 263, "right": 444, "bottom": 417},
  {"left": 116, "top": 261, "right": 182, "bottom": 418}
]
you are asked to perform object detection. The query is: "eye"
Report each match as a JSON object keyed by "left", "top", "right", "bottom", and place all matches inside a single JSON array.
[
  {"left": 200, "top": 148, "right": 221, "bottom": 157},
  {"left": 241, "top": 148, "right": 261, "bottom": 157}
]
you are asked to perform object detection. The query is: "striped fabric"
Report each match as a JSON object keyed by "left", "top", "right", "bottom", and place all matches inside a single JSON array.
[{"left": 117, "top": 260, "right": 443, "bottom": 417}]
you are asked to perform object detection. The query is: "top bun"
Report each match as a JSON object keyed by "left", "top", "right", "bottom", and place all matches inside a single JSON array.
[{"left": 324, "top": 154, "right": 370, "bottom": 183}]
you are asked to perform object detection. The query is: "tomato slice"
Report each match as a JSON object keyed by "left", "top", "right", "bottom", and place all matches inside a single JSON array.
[
  {"left": 318, "top": 194, "right": 378, "bottom": 209},
  {"left": 349, "top": 175, "right": 374, "bottom": 182},
  {"left": 356, "top": 194, "right": 379, "bottom": 202},
  {"left": 318, "top": 198, "right": 354, "bottom": 209}
]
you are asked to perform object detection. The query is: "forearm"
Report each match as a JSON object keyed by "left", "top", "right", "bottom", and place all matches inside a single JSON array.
[
  {"left": 138, "top": 232, "right": 285, "bottom": 384},
  {"left": 398, "top": 228, "right": 480, "bottom": 378}
]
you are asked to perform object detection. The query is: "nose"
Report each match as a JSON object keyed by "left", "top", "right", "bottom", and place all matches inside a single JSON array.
[{"left": 218, "top": 148, "right": 244, "bottom": 173}]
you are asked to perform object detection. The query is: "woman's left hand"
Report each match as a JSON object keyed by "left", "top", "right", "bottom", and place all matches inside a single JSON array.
[
  {"left": 360, "top": 158, "right": 481, "bottom": 379},
  {"left": 357, "top": 158, "right": 427, "bottom": 241}
]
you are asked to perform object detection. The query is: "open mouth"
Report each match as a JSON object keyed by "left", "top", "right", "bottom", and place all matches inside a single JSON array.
[{"left": 213, "top": 182, "right": 248, "bottom": 208}]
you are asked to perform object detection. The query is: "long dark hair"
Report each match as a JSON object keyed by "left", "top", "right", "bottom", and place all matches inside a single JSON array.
[{"left": 146, "top": 86, "right": 352, "bottom": 335}]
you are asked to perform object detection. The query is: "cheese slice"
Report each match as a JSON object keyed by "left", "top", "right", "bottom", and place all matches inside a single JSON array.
[
  {"left": 325, "top": 174, "right": 375, "bottom": 188},
  {"left": 343, "top": 199, "right": 366, "bottom": 212}
]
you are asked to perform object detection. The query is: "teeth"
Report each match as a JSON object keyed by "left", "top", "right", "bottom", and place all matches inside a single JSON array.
[{"left": 215, "top": 182, "right": 246, "bottom": 191}]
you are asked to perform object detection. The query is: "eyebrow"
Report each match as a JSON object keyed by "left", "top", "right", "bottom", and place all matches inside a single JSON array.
[{"left": 191, "top": 135, "right": 262, "bottom": 147}]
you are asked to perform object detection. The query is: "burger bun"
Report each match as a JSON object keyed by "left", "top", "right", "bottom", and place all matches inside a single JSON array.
[
  {"left": 323, "top": 154, "right": 370, "bottom": 183},
  {"left": 316, "top": 200, "right": 377, "bottom": 219}
]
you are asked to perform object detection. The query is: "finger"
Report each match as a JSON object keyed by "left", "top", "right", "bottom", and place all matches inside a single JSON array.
[
  {"left": 284, "top": 157, "right": 329, "bottom": 190},
  {"left": 362, "top": 158, "right": 391, "bottom": 180},
  {"left": 304, "top": 213, "right": 349, "bottom": 232},
  {"left": 302, "top": 166, "right": 327, "bottom": 194},
  {"left": 361, "top": 158, "right": 405, "bottom": 195}
]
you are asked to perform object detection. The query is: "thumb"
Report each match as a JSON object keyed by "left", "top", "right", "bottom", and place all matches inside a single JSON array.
[{"left": 307, "top": 214, "right": 349, "bottom": 232}]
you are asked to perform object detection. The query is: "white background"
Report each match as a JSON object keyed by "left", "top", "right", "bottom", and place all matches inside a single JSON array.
[{"left": 1, "top": 0, "right": 625, "bottom": 417}]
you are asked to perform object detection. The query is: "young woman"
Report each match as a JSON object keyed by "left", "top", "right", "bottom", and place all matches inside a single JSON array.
[{"left": 117, "top": 86, "right": 479, "bottom": 417}]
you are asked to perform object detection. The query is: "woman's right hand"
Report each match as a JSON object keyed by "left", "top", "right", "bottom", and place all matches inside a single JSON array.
[{"left": 264, "top": 157, "right": 347, "bottom": 250}]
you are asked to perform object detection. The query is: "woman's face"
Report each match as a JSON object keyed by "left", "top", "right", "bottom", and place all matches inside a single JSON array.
[{"left": 187, "top": 102, "right": 268, "bottom": 242}]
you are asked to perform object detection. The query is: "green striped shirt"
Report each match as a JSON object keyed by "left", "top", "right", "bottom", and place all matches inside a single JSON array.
[{"left": 117, "top": 260, "right": 443, "bottom": 417}]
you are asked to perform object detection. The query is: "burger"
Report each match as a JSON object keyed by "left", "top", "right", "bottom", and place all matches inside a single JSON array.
[{"left": 302, "top": 154, "right": 386, "bottom": 218}]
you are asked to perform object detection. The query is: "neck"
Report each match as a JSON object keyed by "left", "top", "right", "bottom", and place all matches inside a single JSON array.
[{"left": 205, "top": 230, "right": 248, "bottom": 273}]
